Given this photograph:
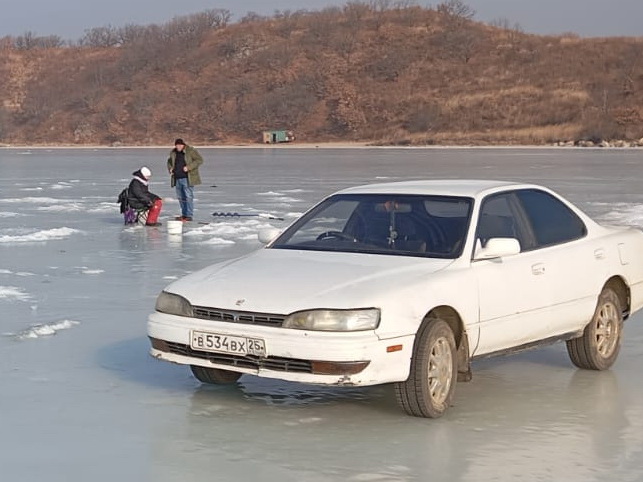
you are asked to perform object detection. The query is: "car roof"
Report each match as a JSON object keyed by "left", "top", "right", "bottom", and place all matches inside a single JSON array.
[{"left": 336, "top": 179, "right": 539, "bottom": 198}]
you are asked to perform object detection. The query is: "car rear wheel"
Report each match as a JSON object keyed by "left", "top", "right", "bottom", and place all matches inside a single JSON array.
[
  {"left": 394, "top": 318, "right": 457, "bottom": 418},
  {"left": 190, "top": 365, "right": 242, "bottom": 384},
  {"left": 566, "top": 287, "right": 623, "bottom": 370}
]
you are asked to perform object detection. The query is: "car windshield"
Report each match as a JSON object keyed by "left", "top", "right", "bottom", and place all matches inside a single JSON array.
[{"left": 271, "top": 194, "right": 473, "bottom": 258}]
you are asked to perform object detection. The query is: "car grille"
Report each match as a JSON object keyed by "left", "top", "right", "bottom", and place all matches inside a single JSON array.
[
  {"left": 165, "top": 340, "right": 313, "bottom": 373},
  {"left": 192, "top": 306, "right": 286, "bottom": 328}
]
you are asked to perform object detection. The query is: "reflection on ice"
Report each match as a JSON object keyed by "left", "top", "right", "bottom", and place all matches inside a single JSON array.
[{"left": 236, "top": 376, "right": 379, "bottom": 406}]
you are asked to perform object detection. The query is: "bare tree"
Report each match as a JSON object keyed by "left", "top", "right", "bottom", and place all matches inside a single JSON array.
[
  {"left": 79, "top": 26, "right": 120, "bottom": 47},
  {"left": 437, "top": 0, "right": 475, "bottom": 23},
  {"left": 14, "top": 32, "right": 63, "bottom": 49}
]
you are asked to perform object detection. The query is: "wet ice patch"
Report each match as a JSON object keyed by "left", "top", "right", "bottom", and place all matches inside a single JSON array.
[
  {"left": 0, "top": 227, "right": 82, "bottom": 243},
  {"left": 0, "top": 286, "right": 32, "bottom": 301},
  {"left": 14, "top": 320, "right": 80, "bottom": 340}
]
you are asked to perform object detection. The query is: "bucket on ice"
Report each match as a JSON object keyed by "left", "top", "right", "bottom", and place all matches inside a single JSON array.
[{"left": 167, "top": 220, "right": 183, "bottom": 235}]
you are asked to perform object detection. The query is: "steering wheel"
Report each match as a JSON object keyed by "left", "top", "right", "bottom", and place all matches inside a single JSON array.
[{"left": 316, "top": 231, "right": 357, "bottom": 242}]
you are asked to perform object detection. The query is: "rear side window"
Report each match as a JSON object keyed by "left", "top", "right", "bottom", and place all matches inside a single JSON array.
[{"left": 516, "top": 189, "right": 586, "bottom": 247}]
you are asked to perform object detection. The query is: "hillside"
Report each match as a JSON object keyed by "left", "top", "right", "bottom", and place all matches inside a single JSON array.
[{"left": 1, "top": 2, "right": 642, "bottom": 146}]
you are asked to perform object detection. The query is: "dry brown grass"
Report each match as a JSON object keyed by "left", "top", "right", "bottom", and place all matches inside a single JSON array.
[{"left": 1, "top": 4, "right": 642, "bottom": 146}]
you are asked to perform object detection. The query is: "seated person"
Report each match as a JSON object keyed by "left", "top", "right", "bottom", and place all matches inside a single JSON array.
[{"left": 127, "top": 166, "right": 163, "bottom": 226}]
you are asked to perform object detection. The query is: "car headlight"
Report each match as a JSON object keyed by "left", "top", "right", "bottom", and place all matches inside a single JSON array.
[
  {"left": 155, "top": 291, "right": 193, "bottom": 317},
  {"left": 282, "top": 308, "right": 380, "bottom": 331}
]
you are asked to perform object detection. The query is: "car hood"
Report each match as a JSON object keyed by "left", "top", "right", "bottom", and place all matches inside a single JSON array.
[{"left": 165, "top": 248, "right": 453, "bottom": 314}]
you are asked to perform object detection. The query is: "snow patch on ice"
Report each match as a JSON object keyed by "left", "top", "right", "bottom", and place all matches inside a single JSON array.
[
  {"left": 0, "top": 212, "right": 22, "bottom": 217},
  {"left": 0, "top": 227, "right": 82, "bottom": 244},
  {"left": 186, "top": 219, "right": 273, "bottom": 245},
  {"left": 50, "top": 182, "right": 73, "bottom": 190},
  {"left": 200, "top": 237, "right": 236, "bottom": 246},
  {"left": 0, "top": 197, "right": 67, "bottom": 205},
  {"left": 257, "top": 191, "right": 282, "bottom": 196},
  {"left": 37, "top": 203, "right": 85, "bottom": 212},
  {"left": 87, "top": 202, "right": 119, "bottom": 214},
  {"left": 14, "top": 320, "right": 80, "bottom": 340},
  {"left": 0, "top": 286, "right": 32, "bottom": 301},
  {"left": 81, "top": 269, "right": 104, "bottom": 275},
  {"left": 256, "top": 191, "right": 303, "bottom": 203},
  {"left": 217, "top": 203, "right": 245, "bottom": 208},
  {"left": 596, "top": 202, "right": 643, "bottom": 227}
]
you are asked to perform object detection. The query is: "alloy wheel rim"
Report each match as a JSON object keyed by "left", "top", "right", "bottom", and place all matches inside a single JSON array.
[
  {"left": 595, "top": 301, "right": 619, "bottom": 357},
  {"left": 427, "top": 336, "right": 453, "bottom": 404}
]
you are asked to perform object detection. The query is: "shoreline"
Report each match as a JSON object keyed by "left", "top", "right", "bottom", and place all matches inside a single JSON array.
[{"left": 1, "top": 141, "right": 642, "bottom": 150}]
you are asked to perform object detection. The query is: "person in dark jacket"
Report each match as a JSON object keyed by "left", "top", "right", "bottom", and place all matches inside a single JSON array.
[
  {"left": 167, "top": 138, "right": 203, "bottom": 222},
  {"left": 128, "top": 166, "right": 163, "bottom": 226}
]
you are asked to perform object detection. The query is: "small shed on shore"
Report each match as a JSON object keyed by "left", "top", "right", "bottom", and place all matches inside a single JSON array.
[{"left": 262, "top": 130, "right": 295, "bottom": 144}]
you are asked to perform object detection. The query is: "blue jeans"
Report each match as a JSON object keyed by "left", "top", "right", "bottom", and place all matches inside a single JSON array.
[{"left": 174, "top": 177, "right": 194, "bottom": 218}]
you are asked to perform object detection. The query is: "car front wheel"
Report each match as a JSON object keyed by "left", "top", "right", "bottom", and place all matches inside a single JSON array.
[
  {"left": 566, "top": 287, "right": 623, "bottom": 370},
  {"left": 394, "top": 318, "right": 457, "bottom": 418},
  {"left": 190, "top": 365, "right": 242, "bottom": 384}
]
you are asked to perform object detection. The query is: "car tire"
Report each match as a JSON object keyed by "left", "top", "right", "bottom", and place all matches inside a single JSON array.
[
  {"left": 566, "top": 287, "right": 623, "bottom": 370},
  {"left": 394, "top": 318, "right": 457, "bottom": 418},
  {"left": 190, "top": 365, "right": 242, "bottom": 384}
]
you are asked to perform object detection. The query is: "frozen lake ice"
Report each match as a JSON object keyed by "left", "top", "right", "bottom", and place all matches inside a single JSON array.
[{"left": 1, "top": 146, "right": 643, "bottom": 481}]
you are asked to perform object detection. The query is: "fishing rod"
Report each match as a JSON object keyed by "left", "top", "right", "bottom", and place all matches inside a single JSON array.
[{"left": 212, "top": 211, "right": 285, "bottom": 221}]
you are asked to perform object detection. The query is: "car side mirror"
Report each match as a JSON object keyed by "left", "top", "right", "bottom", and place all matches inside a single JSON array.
[
  {"left": 474, "top": 237, "right": 521, "bottom": 260},
  {"left": 258, "top": 227, "right": 281, "bottom": 245}
]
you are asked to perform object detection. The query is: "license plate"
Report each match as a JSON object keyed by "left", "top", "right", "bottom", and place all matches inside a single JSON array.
[{"left": 190, "top": 330, "right": 265, "bottom": 356}]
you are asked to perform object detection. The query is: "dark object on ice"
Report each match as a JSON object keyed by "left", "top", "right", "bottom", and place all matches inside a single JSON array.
[{"left": 212, "top": 211, "right": 285, "bottom": 221}]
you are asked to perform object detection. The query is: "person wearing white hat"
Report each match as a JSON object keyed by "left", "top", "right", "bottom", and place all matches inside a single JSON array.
[{"left": 126, "top": 166, "right": 163, "bottom": 226}]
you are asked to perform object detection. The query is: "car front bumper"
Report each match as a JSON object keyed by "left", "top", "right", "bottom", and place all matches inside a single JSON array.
[{"left": 147, "top": 311, "right": 414, "bottom": 386}]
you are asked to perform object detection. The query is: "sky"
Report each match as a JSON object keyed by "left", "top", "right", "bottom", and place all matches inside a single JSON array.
[{"left": 1, "top": 0, "right": 642, "bottom": 40}]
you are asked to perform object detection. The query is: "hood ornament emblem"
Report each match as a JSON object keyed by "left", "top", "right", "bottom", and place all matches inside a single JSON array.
[{"left": 235, "top": 299, "right": 246, "bottom": 306}]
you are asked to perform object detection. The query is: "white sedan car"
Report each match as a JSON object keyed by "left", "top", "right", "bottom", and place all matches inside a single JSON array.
[{"left": 148, "top": 180, "right": 643, "bottom": 418}]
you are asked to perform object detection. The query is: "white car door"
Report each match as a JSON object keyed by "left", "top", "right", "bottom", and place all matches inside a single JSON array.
[
  {"left": 472, "top": 192, "right": 557, "bottom": 355},
  {"left": 514, "top": 189, "right": 607, "bottom": 335}
]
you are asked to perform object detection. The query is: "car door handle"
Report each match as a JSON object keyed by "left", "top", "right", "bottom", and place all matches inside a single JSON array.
[
  {"left": 531, "top": 263, "right": 545, "bottom": 275},
  {"left": 594, "top": 248, "right": 605, "bottom": 260}
]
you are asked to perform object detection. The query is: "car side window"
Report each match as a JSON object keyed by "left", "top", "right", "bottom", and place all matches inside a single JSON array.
[
  {"left": 477, "top": 194, "right": 522, "bottom": 248},
  {"left": 515, "top": 189, "right": 587, "bottom": 247}
]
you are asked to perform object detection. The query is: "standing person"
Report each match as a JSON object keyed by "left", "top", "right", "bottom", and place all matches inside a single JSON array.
[
  {"left": 127, "top": 166, "right": 163, "bottom": 226},
  {"left": 167, "top": 138, "right": 203, "bottom": 222}
]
